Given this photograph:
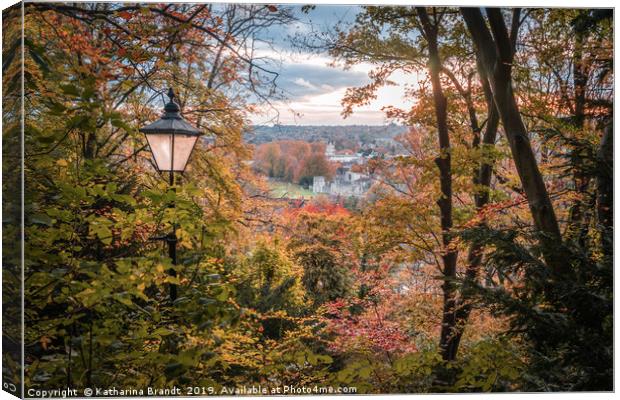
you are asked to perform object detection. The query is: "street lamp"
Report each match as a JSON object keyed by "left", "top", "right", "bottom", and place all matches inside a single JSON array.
[{"left": 140, "top": 88, "right": 202, "bottom": 301}]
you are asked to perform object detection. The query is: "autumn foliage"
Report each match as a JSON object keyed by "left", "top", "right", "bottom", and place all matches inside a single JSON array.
[
  {"left": 1, "top": 3, "right": 612, "bottom": 395},
  {"left": 254, "top": 140, "right": 336, "bottom": 186}
]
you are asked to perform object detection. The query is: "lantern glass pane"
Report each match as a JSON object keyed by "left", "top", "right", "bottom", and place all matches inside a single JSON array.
[
  {"left": 172, "top": 134, "right": 199, "bottom": 171},
  {"left": 145, "top": 133, "right": 198, "bottom": 172},
  {"left": 145, "top": 133, "right": 173, "bottom": 171}
]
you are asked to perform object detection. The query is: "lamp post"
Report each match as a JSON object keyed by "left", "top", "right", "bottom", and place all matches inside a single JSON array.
[{"left": 140, "top": 88, "right": 201, "bottom": 301}]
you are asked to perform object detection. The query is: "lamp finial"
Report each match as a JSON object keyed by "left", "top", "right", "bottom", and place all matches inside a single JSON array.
[{"left": 163, "top": 88, "right": 180, "bottom": 117}]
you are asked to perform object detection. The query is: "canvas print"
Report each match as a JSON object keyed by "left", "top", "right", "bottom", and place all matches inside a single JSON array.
[{"left": 2, "top": 2, "right": 614, "bottom": 397}]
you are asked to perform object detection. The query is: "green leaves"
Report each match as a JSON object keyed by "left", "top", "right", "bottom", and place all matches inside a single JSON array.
[
  {"left": 59, "top": 83, "right": 80, "bottom": 97},
  {"left": 89, "top": 217, "right": 113, "bottom": 245},
  {"left": 30, "top": 213, "right": 54, "bottom": 226},
  {"left": 164, "top": 362, "right": 185, "bottom": 378},
  {"left": 109, "top": 111, "right": 133, "bottom": 132},
  {"left": 393, "top": 350, "right": 442, "bottom": 377},
  {"left": 113, "top": 292, "right": 134, "bottom": 307},
  {"left": 452, "top": 339, "right": 523, "bottom": 392}
]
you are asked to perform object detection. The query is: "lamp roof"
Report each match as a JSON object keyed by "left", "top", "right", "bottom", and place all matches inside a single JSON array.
[{"left": 139, "top": 88, "right": 202, "bottom": 136}]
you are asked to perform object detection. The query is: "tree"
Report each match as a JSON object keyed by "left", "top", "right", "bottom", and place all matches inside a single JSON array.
[
  {"left": 14, "top": 2, "right": 296, "bottom": 390},
  {"left": 297, "top": 152, "right": 334, "bottom": 187},
  {"left": 255, "top": 142, "right": 283, "bottom": 177},
  {"left": 458, "top": 8, "right": 613, "bottom": 390},
  {"left": 3, "top": 3, "right": 613, "bottom": 393},
  {"left": 254, "top": 140, "right": 335, "bottom": 186},
  {"left": 286, "top": 204, "right": 353, "bottom": 306},
  {"left": 460, "top": 8, "right": 567, "bottom": 276},
  {"left": 308, "top": 5, "right": 503, "bottom": 362}
]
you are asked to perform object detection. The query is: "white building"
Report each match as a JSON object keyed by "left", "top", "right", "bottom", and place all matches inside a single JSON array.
[
  {"left": 324, "top": 141, "right": 362, "bottom": 164},
  {"left": 326, "top": 141, "right": 336, "bottom": 157},
  {"left": 312, "top": 176, "right": 327, "bottom": 193},
  {"left": 312, "top": 169, "right": 371, "bottom": 198},
  {"left": 328, "top": 154, "right": 361, "bottom": 164}
]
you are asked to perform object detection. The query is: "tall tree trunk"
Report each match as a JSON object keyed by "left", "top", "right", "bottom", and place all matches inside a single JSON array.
[
  {"left": 416, "top": 7, "right": 459, "bottom": 362},
  {"left": 461, "top": 7, "right": 568, "bottom": 276},
  {"left": 443, "top": 62, "right": 500, "bottom": 361},
  {"left": 566, "top": 12, "right": 590, "bottom": 244}
]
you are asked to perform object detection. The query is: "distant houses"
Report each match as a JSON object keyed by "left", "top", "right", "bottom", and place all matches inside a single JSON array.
[
  {"left": 312, "top": 171, "right": 372, "bottom": 198},
  {"left": 249, "top": 126, "right": 410, "bottom": 199},
  {"left": 312, "top": 141, "right": 374, "bottom": 198}
]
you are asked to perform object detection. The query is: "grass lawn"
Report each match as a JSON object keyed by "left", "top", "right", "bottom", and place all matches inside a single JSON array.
[{"left": 268, "top": 180, "right": 317, "bottom": 199}]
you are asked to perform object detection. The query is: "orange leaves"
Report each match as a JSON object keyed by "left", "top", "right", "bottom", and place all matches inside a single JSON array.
[
  {"left": 40, "top": 336, "right": 53, "bottom": 350},
  {"left": 254, "top": 140, "right": 336, "bottom": 185},
  {"left": 341, "top": 84, "right": 379, "bottom": 118},
  {"left": 341, "top": 64, "right": 399, "bottom": 118},
  {"left": 294, "top": 202, "right": 350, "bottom": 217},
  {"left": 461, "top": 197, "right": 527, "bottom": 229},
  {"left": 117, "top": 10, "right": 133, "bottom": 21},
  {"left": 382, "top": 105, "right": 411, "bottom": 122}
]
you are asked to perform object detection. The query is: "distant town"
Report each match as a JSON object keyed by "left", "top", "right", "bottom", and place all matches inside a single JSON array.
[
  {"left": 248, "top": 125, "right": 410, "bottom": 201},
  {"left": 247, "top": 124, "right": 408, "bottom": 146}
]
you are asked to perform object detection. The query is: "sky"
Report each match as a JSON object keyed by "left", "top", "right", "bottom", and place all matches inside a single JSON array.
[{"left": 249, "top": 5, "right": 418, "bottom": 126}]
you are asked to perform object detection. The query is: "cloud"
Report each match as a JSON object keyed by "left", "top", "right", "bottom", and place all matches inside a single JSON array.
[
  {"left": 279, "top": 62, "right": 368, "bottom": 100},
  {"left": 263, "top": 5, "right": 360, "bottom": 49},
  {"left": 293, "top": 77, "right": 317, "bottom": 90},
  {"left": 247, "top": 5, "right": 421, "bottom": 125}
]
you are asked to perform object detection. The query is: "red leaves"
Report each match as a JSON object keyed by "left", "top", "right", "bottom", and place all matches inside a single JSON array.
[
  {"left": 323, "top": 295, "right": 417, "bottom": 355},
  {"left": 320, "top": 265, "right": 418, "bottom": 356},
  {"left": 283, "top": 200, "right": 350, "bottom": 222},
  {"left": 299, "top": 202, "right": 350, "bottom": 216}
]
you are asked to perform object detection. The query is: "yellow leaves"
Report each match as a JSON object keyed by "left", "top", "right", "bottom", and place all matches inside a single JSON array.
[
  {"left": 176, "top": 228, "right": 194, "bottom": 249},
  {"left": 56, "top": 159, "right": 68, "bottom": 167},
  {"left": 114, "top": 293, "right": 133, "bottom": 307},
  {"left": 164, "top": 276, "right": 181, "bottom": 285},
  {"left": 75, "top": 287, "right": 98, "bottom": 308},
  {"left": 151, "top": 327, "right": 174, "bottom": 337},
  {"left": 154, "top": 58, "right": 166, "bottom": 69}
]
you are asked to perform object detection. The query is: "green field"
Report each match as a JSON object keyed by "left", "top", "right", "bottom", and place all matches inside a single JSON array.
[{"left": 268, "top": 181, "right": 317, "bottom": 199}]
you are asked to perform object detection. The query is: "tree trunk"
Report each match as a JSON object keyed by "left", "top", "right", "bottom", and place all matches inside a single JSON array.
[
  {"left": 461, "top": 7, "right": 568, "bottom": 276},
  {"left": 416, "top": 7, "right": 459, "bottom": 362},
  {"left": 566, "top": 13, "right": 590, "bottom": 244},
  {"left": 443, "top": 62, "right": 500, "bottom": 361},
  {"left": 596, "top": 121, "right": 613, "bottom": 258}
]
